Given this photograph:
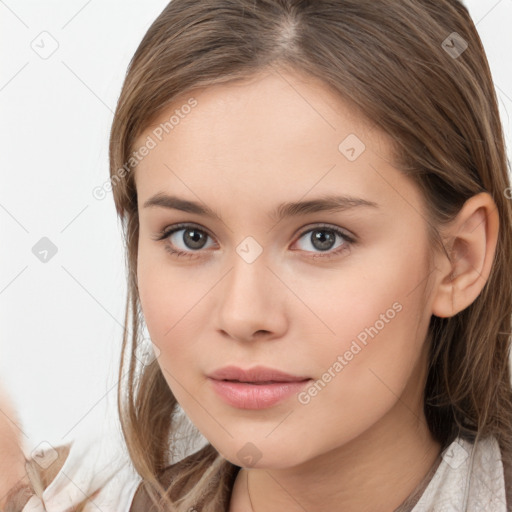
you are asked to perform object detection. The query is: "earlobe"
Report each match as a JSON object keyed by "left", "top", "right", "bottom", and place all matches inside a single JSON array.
[{"left": 431, "top": 192, "right": 499, "bottom": 318}]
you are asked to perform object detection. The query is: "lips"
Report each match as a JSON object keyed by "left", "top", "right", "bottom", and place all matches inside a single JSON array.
[
  {"left": 207, "top": 365, "right": 313, "bottom": 409},
  {"left": 207, "top": 365, "right": 311, "bottom": 383}
]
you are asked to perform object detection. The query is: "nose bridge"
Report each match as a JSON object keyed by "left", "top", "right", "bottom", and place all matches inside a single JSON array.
[
  {"left": 224, "top": 245, "right": 271, "bottom": 311},
  {"left": 216, "top": 242, "right": 285, "bottom": 340}
]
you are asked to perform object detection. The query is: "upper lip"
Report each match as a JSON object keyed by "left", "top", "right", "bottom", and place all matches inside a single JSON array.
[{"left": 207, "top": 365, "right": 311, "bottom": 383}]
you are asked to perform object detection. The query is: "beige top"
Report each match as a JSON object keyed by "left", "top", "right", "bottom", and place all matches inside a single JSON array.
[{"left": 7, "top": 433, "right": 511, "bottom": 511}]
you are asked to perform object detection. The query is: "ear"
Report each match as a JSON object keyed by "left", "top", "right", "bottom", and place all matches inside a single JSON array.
[{"left": 431, "top": 192, "right": 499, "bottom": 318}]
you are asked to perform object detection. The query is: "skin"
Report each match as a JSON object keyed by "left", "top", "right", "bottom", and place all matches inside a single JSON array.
[
  {"left": 0, "top": 382, "right": 29, "bottom": 508},
  {"left": 134, "top": 68, "right": 499, "bottom": 512}
]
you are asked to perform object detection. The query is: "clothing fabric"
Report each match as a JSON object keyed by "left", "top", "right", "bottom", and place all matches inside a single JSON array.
[
  {"left": 412, "top": 435, "right": 507, "bottom": 511},
  {"left": 19, "top": 393, "right": 143, "bottom": 512},
  {"left": 31, "top": 423, "right": 141, "bottom": 512},
  {"left": 21, "top": 431, "right": 509, "bottom": 512}
]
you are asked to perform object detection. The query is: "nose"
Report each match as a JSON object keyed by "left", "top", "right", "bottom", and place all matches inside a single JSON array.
[{"left": 215, "top": 252, "right": 288, "bottom": 343}]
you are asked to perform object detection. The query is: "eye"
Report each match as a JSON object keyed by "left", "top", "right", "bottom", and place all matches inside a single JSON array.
[
  {"left": 153, "top": 222, "right": 355, "bottom": 260},
  {"left": 292, "top": 224, "right": 355, "bottom": 259},
  {"left": 153, "top": 223, "right": 215, "bottom": 259}
]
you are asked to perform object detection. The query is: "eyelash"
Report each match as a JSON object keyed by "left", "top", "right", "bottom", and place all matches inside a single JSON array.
[{"left": 153, "top": 222, "right": 356, "bottom": 261}]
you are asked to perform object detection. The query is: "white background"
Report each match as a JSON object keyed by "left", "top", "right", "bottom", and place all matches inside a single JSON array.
[{"left": 1, "top": 0, "right": 511, "bottom": 453}]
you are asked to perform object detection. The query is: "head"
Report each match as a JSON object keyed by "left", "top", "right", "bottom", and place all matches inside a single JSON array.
[{"left": 109, "top": 1, "right": 512, "bottom": 510}]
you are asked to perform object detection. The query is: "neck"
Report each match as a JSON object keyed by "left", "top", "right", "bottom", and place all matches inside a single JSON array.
[{"left": 241, "top": 408, "right": 441, "bottom": 512}]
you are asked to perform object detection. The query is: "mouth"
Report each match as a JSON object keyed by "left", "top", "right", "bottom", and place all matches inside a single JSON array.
[
  {"left": 206, "top": 365, "right": 313, "bottom": 409},
  {"left": 207, "top": 377, "right": 312, "bottom": 409}
]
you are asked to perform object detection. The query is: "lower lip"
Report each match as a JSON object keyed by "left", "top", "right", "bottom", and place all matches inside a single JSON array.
[{"left": 208, "top": 377, "right": 312, "bottom": 409}]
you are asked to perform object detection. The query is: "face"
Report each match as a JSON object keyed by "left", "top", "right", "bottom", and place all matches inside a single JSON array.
[{"left": 134, "top": 68, "right": 439, "bottom": 469}]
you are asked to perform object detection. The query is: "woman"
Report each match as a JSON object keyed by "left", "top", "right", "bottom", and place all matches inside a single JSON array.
[{"left": 5, "top": 1, "right": 512, "bottom": 510}]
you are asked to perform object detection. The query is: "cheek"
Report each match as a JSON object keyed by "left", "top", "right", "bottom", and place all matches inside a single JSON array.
[
  {"left": 290, "top": 258, "right": 430, "bottom": 455},
  {"left": 297, "top": 238, "right": 431, "bottom": 399},
  {"left": 295, "top": 233, "right": 430, "bottom": 351},
  {"left": 136, "top": 243, "right": 217, "bottom": 386},
  {"left": 137, "top": 242, "right": 200, "bottom": 340},
  {"left": 137, "top": 263, "right": 204, "bottom": 406},
  {"left": 137, "top": 247, "right": 169, "bottom": 340}
]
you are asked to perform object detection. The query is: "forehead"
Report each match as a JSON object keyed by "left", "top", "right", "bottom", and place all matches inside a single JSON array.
[
  {"left": 132, "top": 69, "right": 416, "bottom": 216},
  {"left": 133, "top": 67, "right": 376, "bottom": 156}
]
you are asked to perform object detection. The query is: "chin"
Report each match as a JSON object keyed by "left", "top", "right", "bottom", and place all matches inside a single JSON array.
[{"left": 213, "top": 437, "right": 313, "bottom": 470}]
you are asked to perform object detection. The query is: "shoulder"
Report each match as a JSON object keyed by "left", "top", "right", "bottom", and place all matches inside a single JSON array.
[
  {"left": 4, "top": 432, "right": 141, "bottom": 512},
  {"left": 43, "top": 430, "right": 141, "bottom": 512},
  {"left": 3, "top": 444, "right": 71, "bottom": 512},
  {"left": 130, "top": 444, "right": 240, "bottom": 512}
]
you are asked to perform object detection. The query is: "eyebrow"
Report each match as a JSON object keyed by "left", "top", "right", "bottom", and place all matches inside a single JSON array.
[{"left": 143, "top": 193, "right": 379, "bottom": 222}]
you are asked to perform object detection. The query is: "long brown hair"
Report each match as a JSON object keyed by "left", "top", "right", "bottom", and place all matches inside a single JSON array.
[{"left": 108, "top": 1, "right": 512, "bottom": 510}]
